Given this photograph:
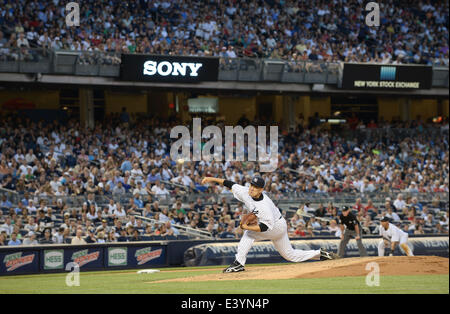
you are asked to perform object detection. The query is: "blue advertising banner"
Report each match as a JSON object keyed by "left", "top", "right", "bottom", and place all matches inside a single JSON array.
[
  {"left": 184, "top": 237, "right": 449, "bottom": 266},
  {"left": 0, "top": 236, "right": 447, "bottom": 276},
  {"left": 0, "top": 250, "right": 39, "bottom": 275},
  {"left": 64, "top": 247, "right": 103, "bottom": 270},
  {"left": 128, "top": 246, "right": 166, "bottom": 267}
]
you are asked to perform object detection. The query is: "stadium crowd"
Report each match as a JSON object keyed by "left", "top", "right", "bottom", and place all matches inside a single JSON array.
[
  {"left": 0, "top": 110, "right": 448, "bottom": 246},
  {"left": 0, "top": 0, "right": 449, "bottom": 65}
]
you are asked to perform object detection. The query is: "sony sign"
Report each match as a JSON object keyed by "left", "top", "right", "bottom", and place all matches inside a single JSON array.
[
  {"left": 120, "top": 54, "right": 219, "bottom": 82},
  {"left": 143, "top": 61, "right": 203, "bottom": 77}
]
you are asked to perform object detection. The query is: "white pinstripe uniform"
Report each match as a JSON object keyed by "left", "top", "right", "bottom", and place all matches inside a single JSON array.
[
  {"left": 378, "top": 223, "right": 414, "bottom": 256},
  {"left": 232, "top": 184, "right": 320, "bottom": 265}
]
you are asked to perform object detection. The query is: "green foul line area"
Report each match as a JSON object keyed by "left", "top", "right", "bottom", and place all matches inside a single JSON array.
[{"left": 0, "top": 269, "right": 448, "bottom": 294}]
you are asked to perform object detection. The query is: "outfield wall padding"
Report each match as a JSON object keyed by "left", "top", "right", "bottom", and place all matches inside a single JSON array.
[
  {"left": 0, "top": 236, "right": 447, "bottom": 275},
  {"left": 0, "top": 242, "right": 168, "bottom": 276},
  {"left": 183, "top": 237, "right": 449, "bottom": 267}
]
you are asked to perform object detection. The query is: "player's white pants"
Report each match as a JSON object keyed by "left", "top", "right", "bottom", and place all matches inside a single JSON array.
[
  {"left": 235, "top": 218, "right": 320, "bottom": 266},
  {"left": 378, "top": 234, "right": 414, "bottom": 256}
]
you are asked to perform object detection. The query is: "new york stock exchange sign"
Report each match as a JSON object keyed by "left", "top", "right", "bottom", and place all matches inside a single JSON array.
[
  {"left": 120, "top": 54, "right": 219, "bottom": 83},
  {"left": 341, "top": 63, "right": 433, "bottom": 90}
]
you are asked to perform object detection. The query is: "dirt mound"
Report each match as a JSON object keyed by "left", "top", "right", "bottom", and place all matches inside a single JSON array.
[{"left": 150, "top": 256, "right": 449, "bottom": 284}]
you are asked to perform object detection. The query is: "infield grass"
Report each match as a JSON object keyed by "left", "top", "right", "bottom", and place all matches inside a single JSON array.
[{"left": 0, "top": 264, "right": 448, "bottom": 294}]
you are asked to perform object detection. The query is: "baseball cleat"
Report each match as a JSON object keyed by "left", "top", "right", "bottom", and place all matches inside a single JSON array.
[
  {"left": 223, "top": 260, "right": 245, "bottom": 273},
  {"left": 320, "top": 248, "right": 340, "bottom": 261}
]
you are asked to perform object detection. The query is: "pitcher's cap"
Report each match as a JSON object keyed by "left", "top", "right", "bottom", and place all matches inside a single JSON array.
[{"left": 251, "top": 176, "right": 265, "bottom": 188}]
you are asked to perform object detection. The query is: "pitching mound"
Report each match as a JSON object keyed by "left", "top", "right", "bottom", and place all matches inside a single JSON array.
[{"left": 150, "top": 256, "right": 448, "bottom": 284}]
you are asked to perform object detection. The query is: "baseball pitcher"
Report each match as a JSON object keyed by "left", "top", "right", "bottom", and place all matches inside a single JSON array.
[{"left": 201, "top": 176, "right": 339, "bottom": 273}]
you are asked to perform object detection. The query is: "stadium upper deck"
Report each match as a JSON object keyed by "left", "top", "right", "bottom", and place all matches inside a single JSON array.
[{"left": 0, "top": 0, "right": 448, "bottom": 65}]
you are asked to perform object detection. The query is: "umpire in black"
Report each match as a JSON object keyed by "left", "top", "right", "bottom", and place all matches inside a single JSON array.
[{"left": 337, "top": 206, "right": 367, "bottom": 257}]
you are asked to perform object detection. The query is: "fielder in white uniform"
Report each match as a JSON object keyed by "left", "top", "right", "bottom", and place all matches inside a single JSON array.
[
  {"left": 201, "top": 176, "right": 339, "bottom": 273},
  {"left": 378, "top": 217, "right": 414, "bottom": 256}
]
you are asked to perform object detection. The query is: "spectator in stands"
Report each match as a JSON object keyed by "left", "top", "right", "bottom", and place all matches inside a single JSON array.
[
  {"left": 107, "top": 231, "right": 117, "bottom": 243},
  {"left": 8, "top": 232, "right": 21, "bottom": 246},
  {"left": 411, "top": 197, "right": 423, "bottom": 212},
  {"left": 37, "top": 209, "right": 52, "bottom": 232},
  {"left": 0, "top": 232, "right": 6, "bottom": 246},
  {"left": 219, "top": 224, "right": 236, "bottom": 239},
  {"left": 353, "top": 198, "right": 364, "bottom": 213},
  {"left": 22, "top": 231, "right": 38, "bottom": 245},
  {"left": 0, "top": 217, "right": 14, "bottom": 236},
  {"left": 435, "top": 222, "right": 447, "bottom": 234},
  {"left": 309, "top": 217, "right": 321, "bottom": 230},
  {"left": 52, "top": 227, "right": 65, "bottom": 244},
  {"left": 425, "top": 214, "right": 436, "bottom": 228},
  {"left": 386, "top": 203, "right": 401, "bottom": 221},
  {"left": 315, "top": 203, "right": 326, "bottom": 217},
  {"left": 0, "top": 195, "right": 12, "bottom": 209},
  {"left": 112, "top": 181, "right": 126, "bottom": 195},
  {"left": 165, "top": 221, "right": 179, "bottom": 237},
  {"left": 130, "top": 229, "right": 141, "bottom": 242},
  {"left": 305, "top": 226, "right": 315, "bottom": 237},
  {"left": 326, "top": 202, "right": 337, "bottom": 215},
  {"left": 71, "top": 229, "right": 87, "bottom": 245},
  {"left": 394, "top": 194, "right": 407, "bottom": 212},
  {"left": 364, "top": 199, "right": 377, "bottom": 215},
  {"left": 174, "top": 212, "right": 186, "bottom": 225},
  {"left": 289, "top": 214, "right": 304, "bottom": 229},
  {"left": 292, "top": 224, "right": 306, "bottom": 237},
  {"left": 302, "top": 202, "right": 315, "bottom": 214},
  {"left": 415, "top": 225, "right": 425, "bottom": 235},
  {"left": 328, "top": 220, "right": 341, "bottom": 237},
  {"left": 117, "top": 229, "right": 129, "bottom": 242},
  {"left": 113, "top": 204, "right": 127, "bottom": 219},
  {"left": 97, "top": 232, "right": 106, "bottom": 243},
  {"left": 85, "top": 229, "right": 97, "bottom": 244},
  {"left": 39, "top": 228, "right": 54, "bottom": 244}
]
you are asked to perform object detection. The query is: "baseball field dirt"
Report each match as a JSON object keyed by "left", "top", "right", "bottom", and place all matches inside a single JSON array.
[{"left": 151, "top": 256, "right": 449, "bottom": 283}]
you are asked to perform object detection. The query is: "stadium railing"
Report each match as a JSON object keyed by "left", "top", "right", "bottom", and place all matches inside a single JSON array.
[
  {"left": 134, "top": 215, "right": 214, "bottom": 239},
  {"left": 0, "top": 48, "right": 448, "bottom": 86},
  {"left": 5, "top": 191, "right": 448, "bottom": 209},
  {"left": 345, "top": 127, "right": 449, "bottom": 142},
  {"left": 0, "top": 187, "right": 20, "bottom": 205}
]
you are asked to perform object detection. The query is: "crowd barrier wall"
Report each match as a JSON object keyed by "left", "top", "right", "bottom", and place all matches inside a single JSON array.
[
  {"left": 183, "top": 236, "right": 449, "bottom": 266},
  {"left": 0, "top": 236, "right": 448, "bottom": 276}
]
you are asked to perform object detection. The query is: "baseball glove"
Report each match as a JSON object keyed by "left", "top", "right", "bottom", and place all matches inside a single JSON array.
[{"left": 240, "top": 213, "right": 258, "bottom": 227}]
